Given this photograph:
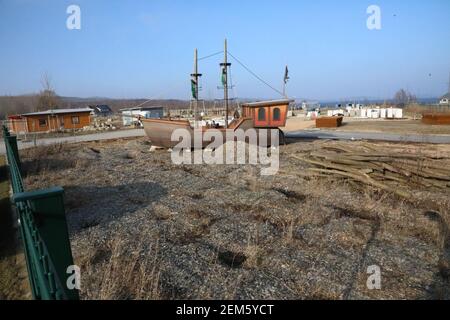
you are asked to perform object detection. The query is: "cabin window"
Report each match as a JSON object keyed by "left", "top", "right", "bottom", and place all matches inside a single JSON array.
[
  {"left": 273, "top": 108, "right": 281, "bottom": 121},
  {"left": 38, "top": 119, "right": 47, "bottom": 127},
  {"left": 258, "top": 108, "right": 266, "bottom": 121},
  {"left": 71, "top": 116, "right": 80, "bottom": 124}
]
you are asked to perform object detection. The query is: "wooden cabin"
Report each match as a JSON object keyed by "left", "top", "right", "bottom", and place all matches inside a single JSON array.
[
  {"left": 7, "top": 115, "right": 28, "bottom": 134},
  {"left": 241, "top": 99, "right": 293, "bottom": 128},
  {"left": 15, "top": 108, "right": 93, "bottom": 133}
]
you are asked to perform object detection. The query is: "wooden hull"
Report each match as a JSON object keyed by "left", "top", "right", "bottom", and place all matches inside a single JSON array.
[
  {"left": 142, "top": 118, "right": 192, "bottom": 148},
  {"left": 142, "top": 118, "right": 282, "bottom": 148}
]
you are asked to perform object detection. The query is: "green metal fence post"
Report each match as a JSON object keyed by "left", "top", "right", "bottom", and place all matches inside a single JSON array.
[
  {"left": 4, "top": 124, "right": 79, "bottom": 300},
  {"left": 16, "top": 209, "right": 40, "bottom": 299},
  {"left": 5, "top": 135, "right": 21, "bottom": 171},
  {"left": 13, "top": 187, "right": 80, "bottom": 300},
  {"left": 2, "top": 125, "right": 10, "bottom": 137}
]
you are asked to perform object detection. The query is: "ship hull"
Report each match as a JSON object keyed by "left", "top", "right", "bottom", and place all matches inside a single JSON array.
[
  {"left": 142, "top": 118, "right": 282, "bottom": 148},
  {"left": 142, "top": 119, "right": 192, "bottom": 148}
]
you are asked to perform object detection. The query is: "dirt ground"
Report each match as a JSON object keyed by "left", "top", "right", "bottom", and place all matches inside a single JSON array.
[
  {"left": 336, "top": 119, "right": 450, "bottom": 135},
  {"left": 19, "top": 137, "right": 450, "bottom": 300},
  {"left": 282, "top": 116, "right": 450, "bottom": 135},
  {"left": 0, "top": 156, "right": 30, "bottom": 300},
  {"left": 282, "top": 117, "right": 315, "bottom": 132}
]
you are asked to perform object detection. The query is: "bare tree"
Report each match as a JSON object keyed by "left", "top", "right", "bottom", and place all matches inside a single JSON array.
[
  {"left": 36, "top": 73, "right": 60, "bottom": 111},
  {"left": 0, "top": 94, "right": 39, "bottom": 119},
  {"left": 394, "top": 89, "right": 416, "bottom": 108}
]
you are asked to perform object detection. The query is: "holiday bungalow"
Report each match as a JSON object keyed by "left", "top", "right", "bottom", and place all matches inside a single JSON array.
[{"left": 8, "top": 108, "right": 93, "bottom": 133}]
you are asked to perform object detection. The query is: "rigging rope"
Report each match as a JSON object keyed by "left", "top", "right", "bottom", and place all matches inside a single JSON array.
[
  {"left": 198, "top": 51, "right": 223, "bottom": 61},
  {"left": 131, "top": 87, "right": 175, "bottom": 109},
  {"left": 132, "top": 49, "right": 283, "bottom": 108},
  {"left": 228, "top": 51, "right": 285, "bottom": 97}
]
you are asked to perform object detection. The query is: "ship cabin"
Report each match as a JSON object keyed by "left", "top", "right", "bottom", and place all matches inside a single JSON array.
[{"left": 241, "top": 99, "right": 293, "bottom": 128}]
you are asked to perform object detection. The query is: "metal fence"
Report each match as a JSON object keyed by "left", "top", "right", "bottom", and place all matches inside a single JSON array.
[{"left": 2, "top": 125, "right": 79, "bottom": 300}]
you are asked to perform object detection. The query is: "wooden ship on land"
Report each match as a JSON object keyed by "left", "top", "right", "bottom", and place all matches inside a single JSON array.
[{"left": 142, "top": 40, "right": 293, "bottom": 148}]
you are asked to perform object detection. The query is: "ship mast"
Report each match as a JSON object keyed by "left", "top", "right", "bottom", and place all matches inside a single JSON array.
[
  {"left": 191, "top": 49, "right": 202, "bottom": 128},
  {"left": 220, "top": 39, "right": 231, "bottom": 128}
]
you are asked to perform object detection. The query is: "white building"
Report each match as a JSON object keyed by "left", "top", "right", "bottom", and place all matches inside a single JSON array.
[
  {"left": 120, "top": 106, "right": 165, "bottom": 126},
  {"left": 357, "top": 107, "right": 402, "bottom": 119},
  {"left": 439, "top": 93, "right": 450, "bottom": 105}
]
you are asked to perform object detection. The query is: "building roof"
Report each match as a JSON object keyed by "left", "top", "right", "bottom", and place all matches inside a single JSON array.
[
  {"left": 22, "top": 108, "right": 93, "bottom": 116},
  {"left": 120, "top": 106, "right": 164, "bottom": 112},
  {"left": 441, "top": 93, "right": 450, "bottom": 100},
  {"left": 8, "top": 115, "right": 24, "bottom": 119},
  {"left": 90, "top": 105, "right": 112, "bottom": 113},
  {"left": 241, "top": 99, "right": 295, "bottom": 108}
]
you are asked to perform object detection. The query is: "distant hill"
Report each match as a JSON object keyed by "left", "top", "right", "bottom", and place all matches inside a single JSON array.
[
  {"left": 319, "top": 97, "right": 439, "bottom": 107},
  {"left": 0, "top": 94, "right": 441, "bottom": 119},
  {"left": 57, "top": 97, "right": 192, "bottom": 112},
  {"left": 0, "top": 95, "right": 193, "bottom": 119}
]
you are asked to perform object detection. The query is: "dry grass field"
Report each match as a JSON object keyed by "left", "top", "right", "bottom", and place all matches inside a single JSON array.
[
  {"left": 282, "top": 116, "right": 450, "bottom": 135},
  {"left": 336, "top": 119, "right": 450, "bottom": 135},
  {"left": 18, "top": 137, "right": 450, "bottom": 300}
]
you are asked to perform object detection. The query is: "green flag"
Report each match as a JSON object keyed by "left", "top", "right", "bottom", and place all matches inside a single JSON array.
[
  {"left": 221, "top": 66, "right": 227, "bottom": 86},
  {"left": 284, "top": 65, "right": 289, "bottom": 84},
  {"left": 191, "top": 79, "right": 197, "bottom": 99}
]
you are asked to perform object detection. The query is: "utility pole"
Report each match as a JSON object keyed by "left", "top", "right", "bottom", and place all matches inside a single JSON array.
[
  {"left": 220, "top": 39, "right": 231, "bottom": 128},
  {"left": 191, "top": 49, "right": 202, "bottom": 128}
]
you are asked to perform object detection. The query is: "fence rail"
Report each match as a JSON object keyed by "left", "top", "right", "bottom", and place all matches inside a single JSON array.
[{"left": 2, "top": 125, "right": 79, "bottom": 300}]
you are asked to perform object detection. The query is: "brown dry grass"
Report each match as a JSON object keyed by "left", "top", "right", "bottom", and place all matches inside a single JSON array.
[
  {"left": 75, "top": 236, "right": 162, "bottom": 300},
  {"left": 17, "top": 138, "right": 450, "bottom": 300}
]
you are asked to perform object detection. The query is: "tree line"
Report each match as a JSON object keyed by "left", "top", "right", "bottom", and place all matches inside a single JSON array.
[{"left": 0, "top": 73, "right": 421, "bottom": 120}]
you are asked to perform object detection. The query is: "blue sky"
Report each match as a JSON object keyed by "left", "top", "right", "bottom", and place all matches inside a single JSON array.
[{"left": 0, "top": 0, "right": 449, "bottom": 101}]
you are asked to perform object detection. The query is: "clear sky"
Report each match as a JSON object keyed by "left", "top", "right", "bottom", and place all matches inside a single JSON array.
[{"left": 0, "top": 0, "right": 449, "bottom": 101}]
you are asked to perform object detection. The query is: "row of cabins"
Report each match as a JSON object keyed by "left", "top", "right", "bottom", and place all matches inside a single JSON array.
[{"left": 7, "top": 105, "right": 165, "bottom": 134}]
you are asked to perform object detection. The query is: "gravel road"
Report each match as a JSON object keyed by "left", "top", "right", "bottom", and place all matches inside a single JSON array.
[
  {"left": 0, "top": 129, "right": 145, "bottom": 154},
  {"left": 2, "top": 128, "right": 450, "bottom": 155},
  {"left": 286, "top": 130, "right": 450, "bottom": 144}
]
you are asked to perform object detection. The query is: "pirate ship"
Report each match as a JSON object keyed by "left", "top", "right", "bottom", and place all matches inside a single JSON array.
[{"left": 142, "top": 40, "right": 293, "bottom": 148}]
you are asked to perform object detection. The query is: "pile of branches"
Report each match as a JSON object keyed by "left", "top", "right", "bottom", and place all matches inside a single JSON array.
[{"left": 290, "top": 142, "right": 450, "bottom": 198}]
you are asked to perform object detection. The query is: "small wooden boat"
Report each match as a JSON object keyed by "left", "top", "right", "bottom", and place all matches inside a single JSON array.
[
  {"left": 142, "top": 40, "right": 293, "bottom": 148},
  {"left": 142, "top": 99, "right": 293, "bottom": 148}
]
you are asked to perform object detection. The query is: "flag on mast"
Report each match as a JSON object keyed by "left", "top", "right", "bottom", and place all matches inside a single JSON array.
[
  {"left": 191, "top": 78, "right": 197, "bottom": 99},
  {"left": 221, "top": 65, "right": 227, "bottom": 86},
  {"left": 284, "top": 65, "right": 290, "bottom": 84}
]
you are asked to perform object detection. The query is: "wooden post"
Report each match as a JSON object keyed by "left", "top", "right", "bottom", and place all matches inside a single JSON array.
[
  {"left": 221, "top": 39, "right": 231, "bottom": 128},
  {"left": 191, "top": 49, "right": 202, "bottom": 129},
  {"left": 224, "top": 39, "right": 229, "bottom": 128}
]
